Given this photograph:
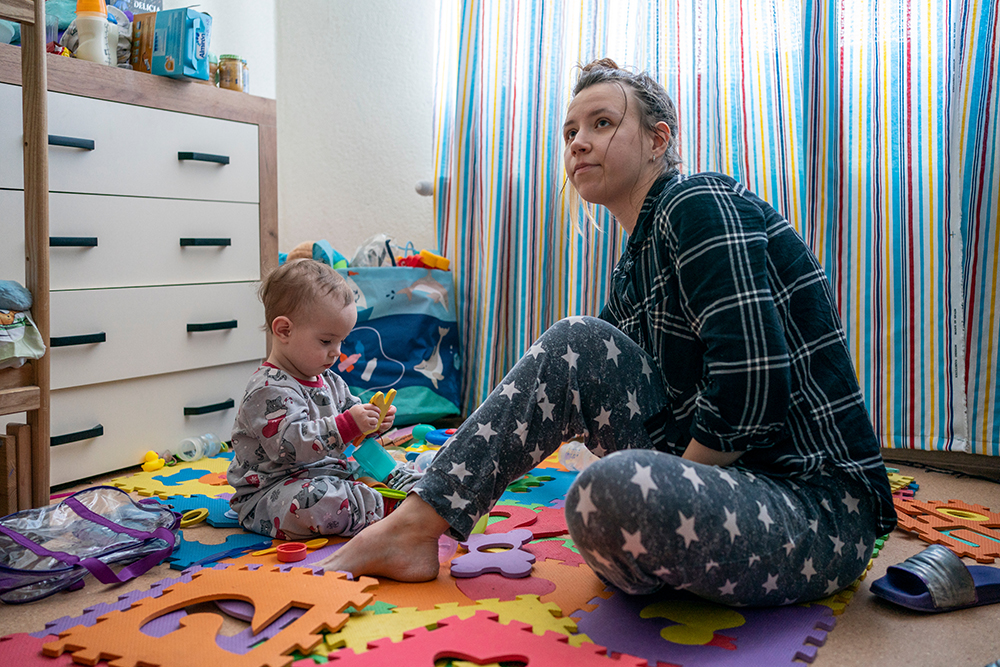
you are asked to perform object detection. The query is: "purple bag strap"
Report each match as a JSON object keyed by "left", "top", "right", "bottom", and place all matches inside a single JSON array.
[
  {"left": 63, "top": 496, "right": 178, "bottom": 584},
  {"left": 0, "top": 492, "right": 177, "bottom": 586}
]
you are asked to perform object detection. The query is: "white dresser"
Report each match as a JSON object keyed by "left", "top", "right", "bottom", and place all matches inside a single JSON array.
[{"left": 0, "top": 46, "right": 278, "bottom": 486}]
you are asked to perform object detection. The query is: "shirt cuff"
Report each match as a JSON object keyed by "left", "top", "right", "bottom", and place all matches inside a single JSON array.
[{"left": 335, "top": 411, "right": 363, "bottom": 443}]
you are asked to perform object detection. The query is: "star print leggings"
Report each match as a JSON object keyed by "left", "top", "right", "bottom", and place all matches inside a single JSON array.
[{"left": 412, "top": 316, "right": 879, "bottom": 607}]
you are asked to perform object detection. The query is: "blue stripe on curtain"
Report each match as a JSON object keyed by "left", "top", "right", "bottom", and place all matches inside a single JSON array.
[{"left": 433, "top": 0, "right": 1000, "bottom": 456}]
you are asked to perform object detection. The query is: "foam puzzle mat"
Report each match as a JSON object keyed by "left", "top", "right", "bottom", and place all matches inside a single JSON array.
[{"left": 1, "top": 446, "right": 902, "bottom": 667}]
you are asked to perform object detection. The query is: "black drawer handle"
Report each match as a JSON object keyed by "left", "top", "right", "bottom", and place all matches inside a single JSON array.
[
  {"left": 184, "top": 399, "right": 235, "bottom": 416},
  {"left": 50, "top": 332, "right": 107, "bottom": 347},
  {"left": 51, "top": 424, "right": 104, "bottom": 446},
  {"left": 49, "top": 135, "right": 95, "bottom": 150},
  {"left": 180, "top": 237, "right": 232, "bottom": 247},
  {"left": 50, "top": 236, "right": 98, "bottom": 247},
  {"left": 178, "top": 151, "right": 230, "bottom": 165},
  {"left": 187, "top": 319, "right": 237, "bottom": 333}
]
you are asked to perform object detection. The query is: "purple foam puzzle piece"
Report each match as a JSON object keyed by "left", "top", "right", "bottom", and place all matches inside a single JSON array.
[
  {"left": 572, "top": 588, "right": 836, "bottom": 666},
  {"left": 451, "top": 528, "right": 536, "bottom": 578},
  {"left": 31, "top": 566, "right": 217, "bottom": 638}
]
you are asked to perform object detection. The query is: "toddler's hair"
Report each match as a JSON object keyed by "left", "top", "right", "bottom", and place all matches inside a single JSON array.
[{"left": 259, "top": 259, "right": 353, "bottom": 330}]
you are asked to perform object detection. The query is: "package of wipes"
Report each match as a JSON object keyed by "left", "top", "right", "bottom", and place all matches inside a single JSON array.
[{"left": 150, "top": 7, "right": 212, "bottom": 81}]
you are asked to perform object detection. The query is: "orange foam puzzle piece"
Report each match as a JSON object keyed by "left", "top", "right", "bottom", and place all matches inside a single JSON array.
[
  {"left": 43, "top": 566, "right": 376, "bottom": 667},
  {"left": 893, "top": 498, "right": 1000, "bottom": 563}
]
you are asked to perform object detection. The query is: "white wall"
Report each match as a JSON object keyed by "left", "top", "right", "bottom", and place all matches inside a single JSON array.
[
  {"left": 274, "top": 0, "right": 439, "bottom": 259},
  {"left": 161, "top": 0, "right": 276, "bottom": 99}
]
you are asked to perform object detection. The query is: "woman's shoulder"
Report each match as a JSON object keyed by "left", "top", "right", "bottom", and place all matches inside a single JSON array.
[{"left": 664, "top": 171, "right": 741, "bottom": 198}]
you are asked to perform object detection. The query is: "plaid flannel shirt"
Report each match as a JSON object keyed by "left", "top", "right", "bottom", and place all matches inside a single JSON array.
[{"left": 600, "top": 171, "right": 897, "bottom": 536}]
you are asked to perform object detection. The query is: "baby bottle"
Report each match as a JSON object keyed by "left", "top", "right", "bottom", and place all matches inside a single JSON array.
[
  {"left": 176, "top": 433, "right": 223, "bottom": 462},
  {"left": 74, "top": 0, "right": 112, "bottom": 65},
  {"left": 558, "top": 440, "right": 599, "bottom": 471}
]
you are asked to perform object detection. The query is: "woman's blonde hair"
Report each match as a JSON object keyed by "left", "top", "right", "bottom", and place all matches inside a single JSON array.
[{"left": 258, "top": 259, "right": 353, "bottom": 330}]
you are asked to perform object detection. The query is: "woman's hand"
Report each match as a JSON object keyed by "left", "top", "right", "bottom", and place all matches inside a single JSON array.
[
  {"left": 681, "top": 438, "right": 743, "bottom": 467},
  {"left": 349, "top": 403, "right": 381, "bottom": 435}
]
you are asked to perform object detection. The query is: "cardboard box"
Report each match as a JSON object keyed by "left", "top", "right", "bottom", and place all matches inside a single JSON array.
[
  {"left": 150, "top": 8, "right": 212, "bottom": 81},
  {"left": 129, "top": 11, "right": 156, "bottom": 73}
]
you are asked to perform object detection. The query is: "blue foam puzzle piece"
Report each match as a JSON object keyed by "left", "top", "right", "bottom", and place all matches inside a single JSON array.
[
  {"left": 499, "top": 468, "right": 576, "bottom": 507},
  {"left": 152, "top": 467, "right": 214, "bottom": 486},
  {"left": 166, "top": 533, "right": 271, "bottom": 570},
  {"left": 154, "top": 494, "right": 241, "bottom": 528}
]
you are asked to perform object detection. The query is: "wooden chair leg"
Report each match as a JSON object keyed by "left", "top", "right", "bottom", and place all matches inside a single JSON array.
[
  {"left": 0, "top": 433, "right": 15, "bottom": 516},
  {"left": 7, "top": 423, "right": 31, "bottom": 510}
]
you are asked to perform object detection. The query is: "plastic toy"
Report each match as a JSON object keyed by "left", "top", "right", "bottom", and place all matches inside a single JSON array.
[
  {"left": 451, "top": 528, "right": 536, "bottom": 579},
  {"left": 276, "top": 543, "right": 307, "bottom": 562},
  {"left": 141, "top": 450, "right": 165, "bottom": 472},
  {"left": 251, "top": 538, "right": 329, "bottom": 557},
  {"left": 43, "top": 566, "right": 377, "bottom": 667},
  {"left": 179, "top": 508, "right": 208, "bottom": 528}
]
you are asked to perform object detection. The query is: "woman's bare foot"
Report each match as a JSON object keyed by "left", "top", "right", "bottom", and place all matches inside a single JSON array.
[{"left": 313, "top": 494, "right": 450, "bottom": 582}]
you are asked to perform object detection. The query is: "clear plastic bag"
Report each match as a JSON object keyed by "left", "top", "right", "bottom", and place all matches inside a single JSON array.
[{"left": 0, "top": 486, "right": 180, "bottom": 604}]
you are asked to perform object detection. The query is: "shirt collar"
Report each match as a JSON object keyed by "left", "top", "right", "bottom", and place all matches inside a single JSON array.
[{"left": 627, "top": 170, "right": 680, "bottom": 250}]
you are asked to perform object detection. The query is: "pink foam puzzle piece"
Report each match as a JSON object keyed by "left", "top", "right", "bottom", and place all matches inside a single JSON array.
[
  {"left": 451, "top": 528, "right": 536, "bottom": 578},
  {"left": 485, "top": 504, "right": 539, "bottom": 534},
  {"left": 529, "top": 506, "right": 569, "bottom": 538},
  {"left": 454, "top": 572, "right": 557, "bottom": 601},
  {"left": 525, "top": 539, "right": 586, "bottom": 567},
  {"left": 300, "top": 611, "right": 649, "bottom": 666},
  {"left": 1, "top": 633, "right": 112, "bottom": 666}
]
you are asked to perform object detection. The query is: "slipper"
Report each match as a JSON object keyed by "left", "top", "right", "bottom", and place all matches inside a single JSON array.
[{"left": 870, "top": 544, "right": 1000, "bottom": 612}]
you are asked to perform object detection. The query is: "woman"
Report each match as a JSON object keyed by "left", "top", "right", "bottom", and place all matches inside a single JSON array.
[{"left": 317, "top": 59, "right": 896, "bottom": 606}]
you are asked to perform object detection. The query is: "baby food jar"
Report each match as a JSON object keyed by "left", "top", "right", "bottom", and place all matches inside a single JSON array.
[{"left": 218, "top": 54, "right": 243, "bottom": 91}]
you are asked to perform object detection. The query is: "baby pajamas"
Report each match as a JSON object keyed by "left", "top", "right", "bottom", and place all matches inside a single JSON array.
[{"left": 228, "top": 363, "right": 384, "bottom": 540}]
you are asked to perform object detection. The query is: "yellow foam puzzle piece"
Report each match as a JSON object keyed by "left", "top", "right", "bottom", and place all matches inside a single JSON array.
[
  {"left": 320, "top": 595, "right": 578, "bottom": 655},
  {"left": 111, "top": 456, "right": 233, "bottom": 499}
]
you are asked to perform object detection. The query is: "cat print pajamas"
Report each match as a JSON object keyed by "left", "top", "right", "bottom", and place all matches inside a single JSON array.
[
  {"left": 412, "top": 172, "right": 897, "bottom": 607},
  {"left": 227, "top": 363, "right": 384, "bottom": 540}
]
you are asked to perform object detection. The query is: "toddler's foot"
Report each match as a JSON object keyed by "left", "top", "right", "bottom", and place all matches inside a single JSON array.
[{"left": 313, "top": 493, "right": 447, "bottom": 582}]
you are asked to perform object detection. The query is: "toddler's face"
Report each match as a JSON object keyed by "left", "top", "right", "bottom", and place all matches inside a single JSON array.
[{"left": 285, "top": 298, "right": 358, "bottom": 379}]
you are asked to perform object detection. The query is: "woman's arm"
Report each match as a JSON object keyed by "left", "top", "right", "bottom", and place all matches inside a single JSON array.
[{"left": 681, "top": 438, "right": 743, "bottom": 466}]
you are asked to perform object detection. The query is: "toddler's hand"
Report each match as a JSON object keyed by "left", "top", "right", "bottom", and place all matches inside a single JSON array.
[
  {"left": 349, "top": 403, "right": 380, "bottom": 435},
  {"left": 380, "top": 405, "right": 396, "bottom": 432}
]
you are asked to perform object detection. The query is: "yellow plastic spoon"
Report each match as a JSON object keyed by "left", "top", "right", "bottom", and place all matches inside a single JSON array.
[{"left": 250, "top": 537, "right": 329, "bottom": 557}]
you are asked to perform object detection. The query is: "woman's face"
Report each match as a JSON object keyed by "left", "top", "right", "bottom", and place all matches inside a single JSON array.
[{"left": 563, "top": 81, "right": 652, "bottom": 216}]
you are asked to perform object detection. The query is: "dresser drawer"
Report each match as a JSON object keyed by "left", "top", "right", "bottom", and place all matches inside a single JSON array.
[
  {"left": 0, "top": 190, "right": 25, "bottom": 285},
  {"left": 0, "top": 86, "right": 259, "bottom": 202},
  {"left": 0, "top": 84, "right": 21, "bottom": 190},
  {"left": 50, "top": 282, "right": 265, "bottom": 390},
  {"left": 2, "top": 190, "right": 261, "bottom": 290},
  {"left": 49, "top": 360, "right": 260, "bottom": 485},
  {"left": 48, "top": 193, "right": 260, "bottom": 290}
]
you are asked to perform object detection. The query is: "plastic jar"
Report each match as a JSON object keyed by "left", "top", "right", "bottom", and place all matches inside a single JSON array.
[
  {"left": 558, "top": 440, "right": 599, "bottom": 471},
  {"left": 176, "top": 433, "right": 223, "bottom": 462},
  {"left": 241, "top": 58, "right": 250, "bottom": 94},
  {"left": 218, "top": 54, "right": 243, "bottom": 91}
]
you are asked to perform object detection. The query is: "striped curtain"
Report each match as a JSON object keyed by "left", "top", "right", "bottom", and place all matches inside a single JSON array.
[{"left": 433, "top": 0, "right": 1000, "bottom": 456}]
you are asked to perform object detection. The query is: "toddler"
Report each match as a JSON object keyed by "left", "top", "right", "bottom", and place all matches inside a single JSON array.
[{"left": 227, "top": 259, "right": 418, "bottom": 540}]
